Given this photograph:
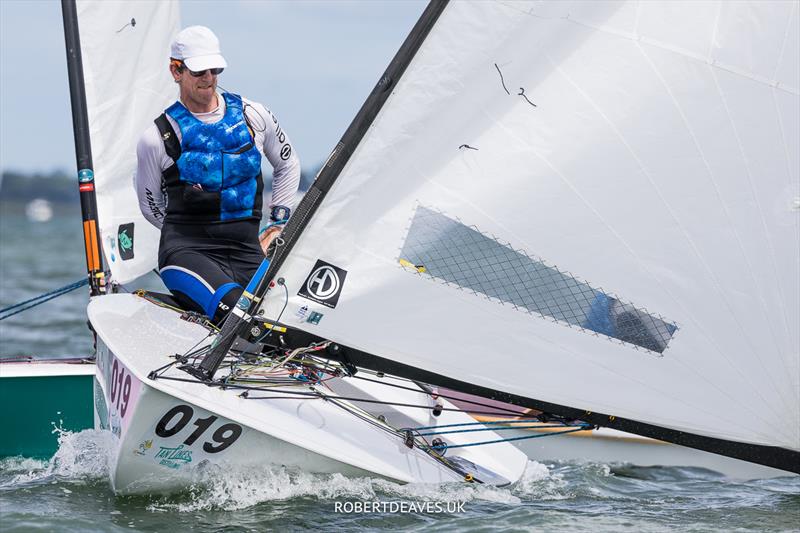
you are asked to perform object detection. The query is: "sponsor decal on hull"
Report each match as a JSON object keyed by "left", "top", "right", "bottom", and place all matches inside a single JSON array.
[
  {"left": 133, "top": 439, "right": 153, "bottom": 456},
  {"left": 154, "top": 444, "right": 193, "bottom": 469}
]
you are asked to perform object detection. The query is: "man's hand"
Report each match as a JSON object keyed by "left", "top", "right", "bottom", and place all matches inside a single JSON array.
[{"left": 259, "top": 225, "right": 283, "bottom": 256}]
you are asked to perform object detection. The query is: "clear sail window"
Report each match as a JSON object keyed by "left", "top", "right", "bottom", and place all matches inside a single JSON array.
[{"left": 399, "top": 206, "right": 677, "bottom": 353}]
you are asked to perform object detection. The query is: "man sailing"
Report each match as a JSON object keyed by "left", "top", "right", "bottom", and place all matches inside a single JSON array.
[{"left": 135, "top": 26, "right": 300, "bottom": 324}]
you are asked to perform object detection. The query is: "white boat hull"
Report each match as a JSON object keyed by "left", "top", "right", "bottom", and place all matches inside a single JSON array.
[{"left": 89, "top": 294, "right": 528, "bottom": 494}]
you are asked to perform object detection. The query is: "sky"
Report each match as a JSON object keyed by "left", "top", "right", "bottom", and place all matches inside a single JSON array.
[{"left": 0, "top": 0, "right": 427, "bottom": 174}]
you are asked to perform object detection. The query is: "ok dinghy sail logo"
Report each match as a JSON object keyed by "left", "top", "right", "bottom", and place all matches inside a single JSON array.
[
  {"left": 117, "top": 223, "right": 135, "bottom": 261},
  {"left": 298, "top": 259, "right": 347, "bottom": 308}
]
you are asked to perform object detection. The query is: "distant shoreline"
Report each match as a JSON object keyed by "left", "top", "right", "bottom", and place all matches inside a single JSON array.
[
  {"left": 0, "top": 166, "right": 319, "bottom": 205},
  {"left": 0, "top": 171, "right": 77, "bottom": 204}
]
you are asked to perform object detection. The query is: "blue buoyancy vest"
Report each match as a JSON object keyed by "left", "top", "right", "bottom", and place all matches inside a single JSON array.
[{"left": 156, "top": 93, "right": 263, "bottom": 224}]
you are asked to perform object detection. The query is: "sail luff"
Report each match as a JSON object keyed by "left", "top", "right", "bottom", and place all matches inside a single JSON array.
[{"left": 74, "top": 0, "right": 180, "bottom": 285}]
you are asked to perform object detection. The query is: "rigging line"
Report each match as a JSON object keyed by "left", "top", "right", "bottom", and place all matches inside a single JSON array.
[
  {"left": 350, "top": 374, "right": 542, "bottom": 418},
  {"left": 547, "top": 55, "right": 787, "bottom": 434},
  {"left": 425, "top": 426, "right": 590, "bottom": 450},
  {"left": 244, "top": 381, "right": 425, "bottom": 455},
  {"left": 172, "top": 331, "right": 216, "bottom": 370},
  {"left": 150, "top": 374, "right": 541, "bottom": 418},
  {"left": 637, "top": 41, "right": 795, "bottom": 424},
  {"left": 322, "top": 395, "right": 473, "bottom": 481},
  {"left": 411, "top": 420, "right": 584, "bottom": 431},
  {"left": 246, "top": 380, "right": 420, "bottom": 454},
  {"left": 0, "top": 279, "right": 88, "bottom": 312},
  {"left": 319, "top": 395, "right": 474, "bottom": 480},
  {"left": 148, "top": 358, "right": 183, "bottom": 379},
  {"left": 413, "top": 424, "right": 591, "bottom": 437},
  {"left": 255, "top": 281, "right": 289, "bottom": 344},
  {"left": 318, "top": 396, "right": 465, "bottom": 478},
  {"left": 239, "top": 394, "right": 322, "bottom": 401},
  {"left": 0, "top": 278, "right": 89, "bottom": 321},
  {"left": 151, "top": 340, "right": 216, "bottom": 379}
]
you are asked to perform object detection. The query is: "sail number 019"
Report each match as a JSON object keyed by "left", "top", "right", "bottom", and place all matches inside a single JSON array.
[
  {"left": 155, "top": 405, "right": 242, "bottom": 453},
  {"left": 109, "top": 359, "right": 132, "bottom": 418}
]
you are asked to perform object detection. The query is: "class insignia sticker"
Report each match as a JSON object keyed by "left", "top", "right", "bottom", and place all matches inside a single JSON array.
[
  {"left": 117, "top": 223, "right": 135, "bottom": 261},
  {"left": 298, "top": 259, "right": 347, "bottom": 308},
  {"left": 133, "top": 439, "right": 153, "bottom": 456}
]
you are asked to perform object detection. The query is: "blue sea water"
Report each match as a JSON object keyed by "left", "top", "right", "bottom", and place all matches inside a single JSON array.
[{"left": 1, "top": 207, "right": 798, "bottom": 531}]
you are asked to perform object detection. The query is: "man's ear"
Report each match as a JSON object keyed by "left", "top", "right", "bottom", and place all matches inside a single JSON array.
[{"left": 169, "top": 61, "right": 183, "bottom": 81}]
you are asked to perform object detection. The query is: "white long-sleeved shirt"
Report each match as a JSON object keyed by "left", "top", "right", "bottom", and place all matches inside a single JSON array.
[{"left": 135, "top": 93, "right": 301, "bottom": 229}]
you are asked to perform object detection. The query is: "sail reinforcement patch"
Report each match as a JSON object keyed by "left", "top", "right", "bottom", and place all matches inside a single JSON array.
[{"left": 399, "top": 207, "right": 676, "bottom": 353}]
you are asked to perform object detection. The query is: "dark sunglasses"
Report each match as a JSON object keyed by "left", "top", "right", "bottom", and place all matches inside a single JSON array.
[
  {"left": 187, "top": 66, "right": 224, "bottom": 77},
  {"left": 172, "top": 59, "right": 224, "bottom": 77}
]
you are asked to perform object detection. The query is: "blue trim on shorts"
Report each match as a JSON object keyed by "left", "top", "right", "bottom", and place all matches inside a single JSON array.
[
  {"left": 208, "top": 282, "right": 240, "bottom": 318},
  {"left": 160, "top": 268, "right": 214, "bottom": 317}
]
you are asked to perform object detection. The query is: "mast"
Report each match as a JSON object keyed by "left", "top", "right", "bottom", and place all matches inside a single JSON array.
[
  {"left": 61, "top": 0, "right": 106, "bottom": 296},
  {"left": 190, "top": 0, "right": 450, "bottom": 380}
]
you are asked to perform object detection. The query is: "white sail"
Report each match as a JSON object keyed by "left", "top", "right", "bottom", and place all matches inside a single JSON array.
[
  {"left": 263, "top": 0, "right": 799, "bottom": 455},
  {"left": 77, "top": 0, "right": 179, "bottom": 284}
]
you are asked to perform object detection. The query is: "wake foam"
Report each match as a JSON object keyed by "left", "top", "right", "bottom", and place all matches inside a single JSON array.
[
  {"left": 2, "top": 428, "right": 573, "bottom": 512},
  {"left": 148, "top": 459, "right": 560, "bottom": 512},
  {"left": 0, "top": 427, "right": 114, "bottom": 488}
]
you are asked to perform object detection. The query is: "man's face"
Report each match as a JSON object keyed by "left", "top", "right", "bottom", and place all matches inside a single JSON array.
[{"left": 170, "top": 62, "right": 218, "bottom": 110}]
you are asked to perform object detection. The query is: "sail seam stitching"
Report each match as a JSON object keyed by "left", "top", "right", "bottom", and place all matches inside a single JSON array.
[{"left": 635, "top": 40, "right": 795, "bottom": 432}]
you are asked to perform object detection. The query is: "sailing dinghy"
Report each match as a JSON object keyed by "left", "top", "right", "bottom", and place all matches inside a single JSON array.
[
  {"left": 65, "top": 0, "right": 527, "bottom": 494},
  {"left": 66, "top": 0, "right": 798, "bottom": 492}
]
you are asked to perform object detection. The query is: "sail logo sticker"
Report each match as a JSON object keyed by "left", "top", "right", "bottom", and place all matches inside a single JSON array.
[
  {"left": 298, "top": 260, "right": 347, "bottom": 308},
  {"left": 117, "top": 223, "right": 135, "bottom": 261}
]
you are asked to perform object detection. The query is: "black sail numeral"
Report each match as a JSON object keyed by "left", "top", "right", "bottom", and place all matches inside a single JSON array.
[
  {"left": 155, "top": 405, "right": 193, "bottom": 437},
  {"left": 183, "top": 415, "right": 218, "bottom": 446},
  {"left": 203, "top": 424, "right": 243, "bottom": 453},
  {"left": 154, "top": 405, "right": 241, "bottom": 453}
]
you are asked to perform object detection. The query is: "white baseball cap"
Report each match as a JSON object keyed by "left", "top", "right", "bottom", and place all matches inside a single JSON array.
[{"left": 170, "top": 26, "right": 227, "bottom": 71}]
